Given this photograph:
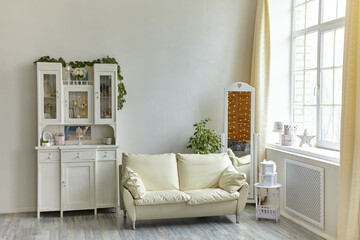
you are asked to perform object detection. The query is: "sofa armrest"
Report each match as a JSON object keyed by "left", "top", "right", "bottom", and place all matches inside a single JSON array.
[
  {"left": 123, "top": 187, "right": 137, "bottom": 222},
  {"left": 237, "top": 182, "right": 249, "bottom": 216},
  {"left": 119, "top": 164, "right": 125, "bottom": 210}
]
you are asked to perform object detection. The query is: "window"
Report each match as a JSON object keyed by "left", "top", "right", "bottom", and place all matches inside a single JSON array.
[{"left": 292, "top": 0, "right": 346, "bottom": 150}]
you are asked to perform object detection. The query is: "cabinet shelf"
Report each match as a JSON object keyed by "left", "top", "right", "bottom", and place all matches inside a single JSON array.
[{"left": 63, "top": 80, "right": 94, "bottom": 86}]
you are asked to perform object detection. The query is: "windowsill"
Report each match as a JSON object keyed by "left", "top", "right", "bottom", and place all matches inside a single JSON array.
[{"left": 266, "top": 143, "right": 340, "bottom": 166}]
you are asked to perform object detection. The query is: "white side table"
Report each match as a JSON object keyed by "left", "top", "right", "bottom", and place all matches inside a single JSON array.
[{"left": 254, "top": 183, "right": 282, "bottom": 222}]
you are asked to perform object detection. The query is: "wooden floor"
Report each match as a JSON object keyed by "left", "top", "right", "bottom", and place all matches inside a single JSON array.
[{"left": 0, "top": 204, "right": 323, "bottom": 240}]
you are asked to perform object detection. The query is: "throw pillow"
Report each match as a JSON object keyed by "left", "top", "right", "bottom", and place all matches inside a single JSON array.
[
  {"left": 219, "top": 165, "right": 247, "bottom": 193},
  {"left": 227, "top": 148, "right": 251, "bottom": 167},
  {"left": 122, "top": 167, "right": 146, "bottom": 199}
]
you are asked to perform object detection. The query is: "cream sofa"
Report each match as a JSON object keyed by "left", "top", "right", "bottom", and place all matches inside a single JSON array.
[{"left": 119, "top": 153, "right": 249, "bottom": 229}]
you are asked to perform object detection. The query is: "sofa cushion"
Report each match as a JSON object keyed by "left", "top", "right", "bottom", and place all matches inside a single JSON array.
[
  {"left": 184, "top": 188, "right": 240, "bottom": 205},
  {"left": 177, "top": 153, "right": 232, "bottom": 190},
  {"left": 227, "top": 148, "right": 251, "bottom": 167},
  {"left": 122, "top": 167, "right": 146, "bottom": 199},
  {"left": 219, "top": 165, "right": 247, "bottom": 193},
  {"left": 122, "top": 153, "right": 179, "bottom": 191},
  {"left": 134, "top": 190, "right": 190, "bottom": 206}
]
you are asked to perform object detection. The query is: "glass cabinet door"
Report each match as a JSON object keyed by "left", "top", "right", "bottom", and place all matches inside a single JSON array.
[
  {"left": 40, "top": 71, "right": 61, "bottom": 123},
  {"left": 94, "top": 70, "right": 116, "bottom": 124},
  {"left": 64, "top": 86, "right": 93, "bottom": 124}
]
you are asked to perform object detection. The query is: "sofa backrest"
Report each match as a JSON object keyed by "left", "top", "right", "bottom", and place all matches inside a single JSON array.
[
  {"left": 177, "top": 153, "right": 232, "bottom": 191},
  {"left": 122, "top": 153, "right": 179, "bottom": 191}
]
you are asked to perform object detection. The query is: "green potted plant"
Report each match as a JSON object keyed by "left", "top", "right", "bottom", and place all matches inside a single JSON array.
[{"left": 187, "top": 118, "right": 222, "bottom": 154}]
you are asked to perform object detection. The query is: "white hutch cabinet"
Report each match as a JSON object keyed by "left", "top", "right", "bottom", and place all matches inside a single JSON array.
[{"left": 36, "top": 62, "right": 119, "bottom": 218}]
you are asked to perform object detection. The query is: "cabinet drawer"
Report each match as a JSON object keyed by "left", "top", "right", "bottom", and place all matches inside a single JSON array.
[
  {"left": 62, "top": 151, "right": 95, "bottom": 161},
  {"left": 97, "top": 150, "right": 116, "bottom": 160},
  {"left": 39, "top": 151, "right": 60, "bottom": 162}
]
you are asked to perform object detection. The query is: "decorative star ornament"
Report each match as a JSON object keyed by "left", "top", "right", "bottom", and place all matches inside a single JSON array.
[{"left": 297, "top": 129, "right": 315, "bottom": 147}]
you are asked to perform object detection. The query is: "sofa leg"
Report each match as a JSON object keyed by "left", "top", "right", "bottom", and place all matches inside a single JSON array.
[
  {"left": 132, "top": 221, "right": 136, "bottom": 230},
  {"left": 236, "top": 215, "right": 239, "bottom": 224},
  {"left": 123, "top": 209, "right": 127, "bottom": 219}
]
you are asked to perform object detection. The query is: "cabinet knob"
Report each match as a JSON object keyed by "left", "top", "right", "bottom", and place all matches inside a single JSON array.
[
  {"left": 62, "top": 180, "right": 66, "bottom": 186},
  {"left": 96, "top": 96, "right": 99, "bottom": 99},
  {"left": 96, "top": 91, "right": 99, "bottom": 94},
  {"left": 76, "top": 152, "right": 80, "bottom": 158},
  {"left": 47, "top": 153, "right": 52, "bottom": 159},
  {"left": 104, "top": 152, "right": 108, "bottom": 157}
]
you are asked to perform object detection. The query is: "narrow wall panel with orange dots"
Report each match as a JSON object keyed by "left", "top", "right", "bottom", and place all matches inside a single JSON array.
[{"left": 227, "top": 91, "right": 251, "bottom": 143}]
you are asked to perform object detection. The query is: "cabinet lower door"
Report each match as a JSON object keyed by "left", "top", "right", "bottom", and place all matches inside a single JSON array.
[
  {"left": 39, "top": 162, "right": 60, "bottom": 211},
  {"left": 62, "top": 162, "right": 95, "bottom": 211},
  {"left": 96, "top": 161, "right": 117, "bottom": 208}
]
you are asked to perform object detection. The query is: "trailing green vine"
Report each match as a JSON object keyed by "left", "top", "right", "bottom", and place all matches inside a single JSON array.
[{"left": 34, "top": 56, "right": 126, "bottom": 110}]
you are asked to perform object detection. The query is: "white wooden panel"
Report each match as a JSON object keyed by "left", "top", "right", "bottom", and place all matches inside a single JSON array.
[
  {"left": 39, "top": 162, "right": 60, "bottom": 211},
  {"left": 94, "top": 65, "right": 116, "bottom": 124},
  {"left": 96, "top": 161, "right": 117, "bottom": 207},
  {"left": 37, "top": 63, "right": 63, "bottom": 125},
  {"left": 96, "top": 150, "right": 116, "bottom": 161},
  {"left": 38, "top": 151, "right": 60, "bottom": 162},
  {"left": 62, "top": 150, "right": 95, "bottom": 161},
  {"left": 64, "top": 86, "right": 93, "bottom": 124},
  {"left": 62, "top": 162, "right": 95, "bottom": 210}
]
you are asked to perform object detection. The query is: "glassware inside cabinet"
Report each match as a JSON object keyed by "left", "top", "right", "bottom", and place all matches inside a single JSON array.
[
  {"left": 100, "top": 75, "right": 112, "bottom": 119},
  {"left": 68, "top": 91, "right": 89, "bottom": 119},
  {"left": 43, "top": 74, "right": 57, "bottom": 119}
]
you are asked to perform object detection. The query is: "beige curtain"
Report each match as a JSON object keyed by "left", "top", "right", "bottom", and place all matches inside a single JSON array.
[
  {"left": 250, "top": 0, "right": 270, "bottom": 165},
  {"left": 338, "top": 0, "right": 360, "bottom": 239}
]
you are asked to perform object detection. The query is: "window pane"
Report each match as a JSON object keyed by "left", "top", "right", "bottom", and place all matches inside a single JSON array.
[
  {"left": 305, "top": 32, "right": 318, "bottom": 69},
  {"left": 321, "top": 106, "right": 334, "bottom": 141},
  {"left": 337, "top": 0, "right": 346, "bottom": 18},
  {"left": 305, "top": 70, "right": 317, "bottom": 104},
  {"left": 306, "top": 0, "right": 319, "bottom": 28},
  {"left": 43, "top": 74, "right": 57, "bottom": 119},
  {"left": 295, "top": 36, "right": 305, "bottom": 70},
  {"left": 294, "top": 107, "right": 304, "bottom": 130},
  {"left": 296, "top": 5, "right": 306, "bottom": 30},
  {"left": 322, "top": 0, "right": 337, "bottom": 23},
  {"left": 69, "top": 91, "right": 88, "bottom": 119},
  {"left": 334, "top": 68, "right": 343, "bottom": 104},
  {"left": 321, "top": 69, "right": 334, "bottom": 104},
  {"left": 296, "top": 0, "right": 306, "bottom": 5},
  {"left": 295, "top": 72, "right": 305, "bottom": 105},
  {"left": 304, "top": 106, "right": 317, "bottom": 135},
  {"left": 334, "top": 106, "right": 341, "bottom": 143},
  {"left": 334, "top": 28, "right": 345, "bottom": 66},
  {"left": 321, "top": 31, "right": 335, "bottom": 68}
]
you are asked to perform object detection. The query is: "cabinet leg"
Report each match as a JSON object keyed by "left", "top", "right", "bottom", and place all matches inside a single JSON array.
[
  {"left": 37, "top": 211, "right": 40, "bottom": 219},
  {"left": 60, "top": 211, "right": 63, "bottom": 218},
  {"left": 123, "top": 209, "right": 127, "bottom": 218},
  {"left": 132, "top": 221, "right": 136, "bottom": 230},
  {"left": 235, "top": 215, "right": 239, "bottom": 224},
  {"left": 94, "top": 209, "right": 97, "bottom": 216}
]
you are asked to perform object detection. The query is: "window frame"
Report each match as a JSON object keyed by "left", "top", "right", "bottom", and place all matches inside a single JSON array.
[{"left": 290, "top": 0, "right": 345, "bottom": 151}]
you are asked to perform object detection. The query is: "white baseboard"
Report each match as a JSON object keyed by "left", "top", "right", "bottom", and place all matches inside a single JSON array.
[
  {"left": 0, "top": 207, "right": 36, "bottom": 214},
  {"left": 281, "top": 211, "right": 336, "bottom": 240}
]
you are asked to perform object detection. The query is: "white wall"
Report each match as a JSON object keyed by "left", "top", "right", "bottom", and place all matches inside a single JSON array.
[
  {"left": 0, "top": 0, "right": 257, "bottom": 213},
  {"left": 267, "top": 0, "right": 292, "bottom": 143}
]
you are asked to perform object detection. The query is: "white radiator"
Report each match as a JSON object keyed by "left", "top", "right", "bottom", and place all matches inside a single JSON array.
[{"left": 284, "top": 159, "right": 324, "bottom": 229}]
